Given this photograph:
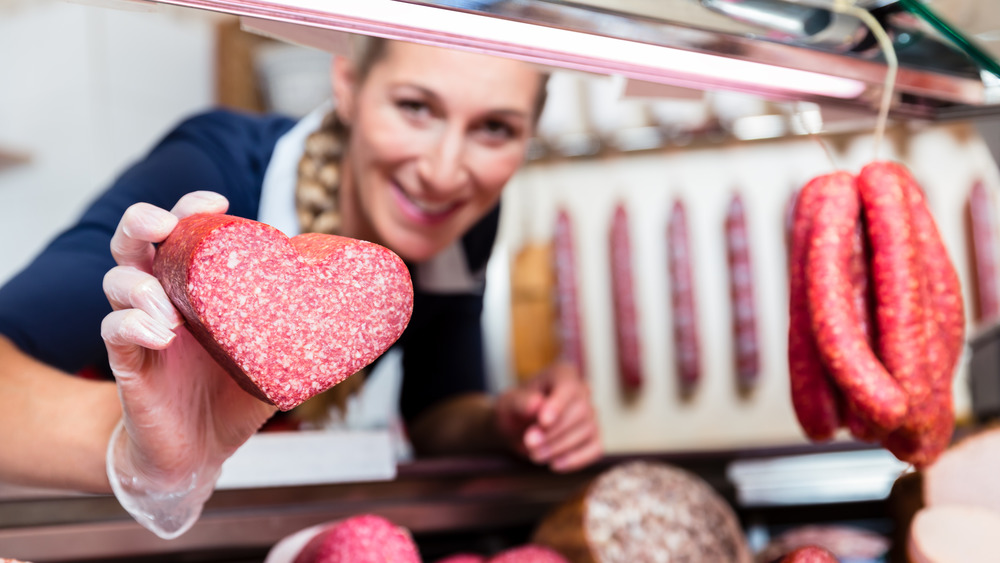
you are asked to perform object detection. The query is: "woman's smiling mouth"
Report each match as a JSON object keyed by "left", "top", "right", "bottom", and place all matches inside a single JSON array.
[{"left": 390, "top": 181, "right": 463, "bottom": 225}]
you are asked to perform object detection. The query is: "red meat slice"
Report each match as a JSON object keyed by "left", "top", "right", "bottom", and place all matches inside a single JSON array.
[
  {"left": 153, "top": 214, "right": 413, "bottom": 411},
  {"left": 293, "top": 514, "right": 421, "bottom": 563}
]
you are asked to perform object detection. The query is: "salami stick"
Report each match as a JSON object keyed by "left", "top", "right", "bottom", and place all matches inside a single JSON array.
[
  {"left": 788, "top": 173, "right": 849, "bottom": 440},
  {"left": 726, "top": 193, "right": 760, "bottom": 393},
  {"left": 554, "top": 209, "right": 586, "bottom": 378},
  {"left": 785, "top": 188, "right": 799, "bottom": 276},
  {"left": 857, "top": 161, "right": 928, "bottom": 419},
  {"left": 609, "top": 203, "right": 643, "bottom": 392},
  {"left": 668, "top": 200, "right": 700, "bottom": 396},
  {"left": 885, "top": 165, "right": 964, "bottom": 467},
  {"left": 844, "top": 215, "right": 883, "bottom": 443},
  {"left": 807, "top": 176, "right": 908, "bottom": 433},
  {"left": 780, "top": 546, "right": 839, "bottom": 563},
  {"left": 967, "top": 181, "right": 1000, "bottom": 324}
]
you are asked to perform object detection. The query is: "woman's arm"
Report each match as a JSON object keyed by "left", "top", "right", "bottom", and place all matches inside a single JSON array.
[{"left": 0, "top": 335, "right": 120, "bottom": 493}]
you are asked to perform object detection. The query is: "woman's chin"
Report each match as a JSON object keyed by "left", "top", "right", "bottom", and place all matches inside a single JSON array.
[{"left": 383, "top": 236, "right": 446, "bottom": 265}]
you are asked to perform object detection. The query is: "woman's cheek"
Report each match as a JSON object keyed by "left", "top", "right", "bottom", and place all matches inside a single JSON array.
[{"left": 472, "top": 147, "right": 528, "bottom": 195}]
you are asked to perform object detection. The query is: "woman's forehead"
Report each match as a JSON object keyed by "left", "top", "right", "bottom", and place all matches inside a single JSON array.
[{"left": 372, "top": 41, "right": 542, "bottom": 110}]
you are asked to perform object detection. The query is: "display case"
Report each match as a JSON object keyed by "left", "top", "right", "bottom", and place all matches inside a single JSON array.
[{"left": 3, "top": 1, "right": 1000, "bottom": 561}]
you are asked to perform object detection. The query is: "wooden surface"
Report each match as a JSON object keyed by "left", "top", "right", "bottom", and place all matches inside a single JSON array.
[{"left": 0, "top": 442, "right": 883, "bottom": 562}]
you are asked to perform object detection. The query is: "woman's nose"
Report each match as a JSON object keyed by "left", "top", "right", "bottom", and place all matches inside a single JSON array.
[{"left": 416, "top": 125, "right": 470, "bottom": 195}]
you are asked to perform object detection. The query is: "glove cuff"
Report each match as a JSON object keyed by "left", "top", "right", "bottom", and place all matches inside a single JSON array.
[{"left": 106, "top": 418, "right": 220, "bottom": 539}]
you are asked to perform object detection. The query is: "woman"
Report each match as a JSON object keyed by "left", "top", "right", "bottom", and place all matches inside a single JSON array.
[{"left": 0, "top": 37, "right": 601, "bottom": 538}]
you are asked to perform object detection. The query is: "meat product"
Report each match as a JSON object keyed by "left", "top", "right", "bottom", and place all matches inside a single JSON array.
[
  {"left": 292, "top": 514, "right": 421, "bottom": 563},
  {"left": 884, "top": 164, "right": 963, "bottom": 467},
  {"left": 777, "top": 546, "right": 839, "bottom": 563},
  {"left": 785, "top": 187, "right": 799, "bottom": 275},
  {"left": 855, "top": 162, "right": 929, "bottom": 432},
  {"left": 153, "top": 214, "right": 414, "bottom": 411},
  {"left": 843, "top": 214, "right": 882, "bottom": 443},
  {"left": 755, "top": 525, "right": 888, "bottom": 562},
  {"left": 489, "top": 546, "right": 568, "bottom": 563},
  {"left": 967, "top": 180, "right": 1000, "bottom": 324},
  {"left": 435, "top": 556, "right": 487, "bottom": 563},
  {"left": 923, "top": 427, "right": 1000, "bottom": 513},
  {"left": 608, "top": 203, "right": 643, "bottom": 392},
  {"left": 532, "top": 461, "right": 752, "bottom": 563},
  {"left": 806, "top": 174, "right": 908, "bottom": 433},
  {"left": 667, "top": 200, "right": 701, "bottom": 396},
  {"left": 554, "top": 209, "right": 586, "bottom": 378},
  {"left": 726, "top": 193, "right": 760, "bottom": 392},
  {"left": 788, "top": 173, "right": 849, "bottom": 441},
  {"left": 908, "top": 504, "right": 1000, "bottom": 563}
]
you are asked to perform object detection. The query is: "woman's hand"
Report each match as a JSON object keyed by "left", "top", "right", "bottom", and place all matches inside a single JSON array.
[
  {"left": 495, "top": 362, "right": 602, "bottom": 472},
  {"left": 101, "top": 192, "right": 277, "bottom": 538}
]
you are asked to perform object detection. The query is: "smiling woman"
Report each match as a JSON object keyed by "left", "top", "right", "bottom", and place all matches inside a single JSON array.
[
  {"left": 0, "top": 35, "right": 601, "bottom": 539},
  {"left": 304, "top": 38, "right": 546, "bottom": 263}
]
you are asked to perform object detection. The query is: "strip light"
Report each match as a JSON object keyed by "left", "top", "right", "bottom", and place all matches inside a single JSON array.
[{"left": 151, "top": 0, "right": 870, "bottom": 100}]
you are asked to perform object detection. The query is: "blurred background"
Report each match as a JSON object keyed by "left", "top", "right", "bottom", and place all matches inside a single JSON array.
[{"left": 4, "top": 1, "right": 1000, "bottom": 561}]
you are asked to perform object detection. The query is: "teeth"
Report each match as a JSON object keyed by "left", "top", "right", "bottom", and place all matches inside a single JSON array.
[
  {"left": 413, "top": 200, "right": 452, "bottom": 214},
  {"left": 405, "top": 192, "right": 453, "bottom": 214}
]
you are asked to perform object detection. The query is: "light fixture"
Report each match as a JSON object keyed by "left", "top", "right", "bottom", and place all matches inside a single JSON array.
[{"left": 165, "top": 0, "right": 869, "bottom": 101}]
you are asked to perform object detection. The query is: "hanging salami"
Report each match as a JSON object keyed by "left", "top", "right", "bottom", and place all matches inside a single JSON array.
[
  {"left": 967, "top": 180, "right": 1000, "bottom": 324},
  {"left": 788, "top": 161, "right": 965, "bottom": 468},
  {"left": 667, "top": 200, "right": 700, "bottom": 396},
  {"left": 609, "top": 203, "right": 643, "bottom": 393},
  {"left": 553, "top": 208, "right": 587, "bottom": 378},
  {"left": 785, "top": 187, "right": 800, "bottom": 276},
  {"left": 725, "top": 193, "right": 760, "bottom": 393}
]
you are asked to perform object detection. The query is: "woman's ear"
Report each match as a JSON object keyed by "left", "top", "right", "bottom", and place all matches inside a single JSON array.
[{"left": 331, "top": 56, "right": 357, "bottom": 126}]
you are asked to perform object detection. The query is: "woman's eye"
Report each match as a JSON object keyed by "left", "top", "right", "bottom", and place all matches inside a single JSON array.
[
  {"left": 478, "top": 120, "right": 517, "bottom": 142},
  {"left": 397, "top": 99, "right": 429, "bottom": 118}
]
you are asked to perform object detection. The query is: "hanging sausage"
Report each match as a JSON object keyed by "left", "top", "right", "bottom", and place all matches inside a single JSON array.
[
  {"left": 609, "top": 203, "right": 643, "bottom": 394},
  {"left": 967, "top": 180, "right": 1000, "bottom": 325},
  {"left": 553, "top": 208, "right": 587, "bottom": 378},
  {"left": 725, "top": 193, "right": 760, "bottom": 394},
  {"left": 667, "top": 200, "right": 701, "bottom": 397}
]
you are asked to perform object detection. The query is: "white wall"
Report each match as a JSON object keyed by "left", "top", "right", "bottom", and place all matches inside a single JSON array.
[{"left": 0, "top": 0, "right": 218, "bottom": 283}]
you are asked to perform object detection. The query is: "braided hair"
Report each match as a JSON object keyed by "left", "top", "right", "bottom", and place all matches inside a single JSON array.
[{"left": 289, "top": 36, "right": 388, "bottom": 425}]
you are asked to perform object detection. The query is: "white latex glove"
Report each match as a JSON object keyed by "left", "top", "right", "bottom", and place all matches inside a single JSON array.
[{"left": 102, "top": 192, "right": 277, "bottom": 539}]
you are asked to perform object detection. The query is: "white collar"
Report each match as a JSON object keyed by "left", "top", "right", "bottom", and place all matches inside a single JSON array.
[{"left": 257, "top": 102, "right": 333, "bottom": 237}]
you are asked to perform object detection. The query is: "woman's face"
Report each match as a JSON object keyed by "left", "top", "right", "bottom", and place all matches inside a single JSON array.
[{"left": 333, "top": 41, "right": 542, "bottom": 263}]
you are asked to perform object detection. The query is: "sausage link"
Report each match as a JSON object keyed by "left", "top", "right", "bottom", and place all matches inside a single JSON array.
[
  {"left": 807, "top": 173, "right": 908, "bottom": 433},
  {"left": 554, "top": 209, "right": 587, "bottom": 378},
  {"left": 788, "top": 174, "right": 850, "bottom": 440},
  {"left": 967, "top": 181, "right": 1000, "bottom": 323},
  {"left": 857, "top": 161, "right": 929, "bottom": 413},
  {"left": 844, "top": 214, "right": 883, "bottom": 443},
  {"left": 726, "top": 193, "right": 760, "bottom": 393},
  {"left": 609, "top": 203, "right": 643, "bottom": 392},
  {"left": 668, "top": 200, "right": 701, "bottom": 396},
  {"left": 884, "top": 165, "right": 964, "bottom": 467}
]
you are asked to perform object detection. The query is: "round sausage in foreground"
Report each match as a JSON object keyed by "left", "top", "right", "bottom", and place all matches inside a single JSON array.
[
  {"left": 533, "top": 461, "right": 752, "bottom": 563},
  {"left": 293, "top": 514, "right": 421, "bottom": 563}
]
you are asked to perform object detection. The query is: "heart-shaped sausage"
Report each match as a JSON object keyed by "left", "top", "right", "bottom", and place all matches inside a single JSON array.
[{"left": 153, "top": 214, "right": 413, "bottom": 411}]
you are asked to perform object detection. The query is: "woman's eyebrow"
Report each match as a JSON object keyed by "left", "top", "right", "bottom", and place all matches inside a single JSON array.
[
  {"left": 391, "top": 83, "right": 438, "bottom": 100},
  {"left": 392, "top": 83, "right": 529, "bottom": 119},
  {"left": 486, "top": 108, "right": 529, "bottom": 120}
]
